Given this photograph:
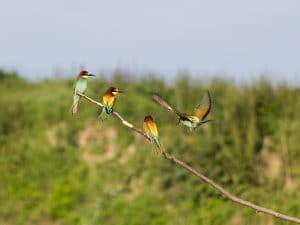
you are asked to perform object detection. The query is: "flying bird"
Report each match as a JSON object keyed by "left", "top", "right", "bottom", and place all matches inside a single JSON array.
[
  {"left": 143, "top": 115, "right": 162, "bottom": 153},
  {"left": 99, "top": 87, "right": 123, "bottom": 121},
  {"left": 70, "top": 70, "right": 95, "bottom": 115},
  {"left": 152, "top": 91, "right": 212, "bottom": 129}
]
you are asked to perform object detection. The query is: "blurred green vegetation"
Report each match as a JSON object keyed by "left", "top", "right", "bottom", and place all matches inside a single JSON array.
[{"left": 0, "top": 69, "right": 300, "bottom": 225}]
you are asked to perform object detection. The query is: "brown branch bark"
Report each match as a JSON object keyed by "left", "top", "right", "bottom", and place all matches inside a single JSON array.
[{"left": 77, "top": 92, "right": 300, "bottom": 224}]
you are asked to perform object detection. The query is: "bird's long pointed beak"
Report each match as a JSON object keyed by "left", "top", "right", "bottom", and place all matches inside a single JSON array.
[
  {"left": 117, "top": 89, "right": 124, "bottom": 93},
  {"left": 88, "top": 74, "right": 96, "bottom": 76}
]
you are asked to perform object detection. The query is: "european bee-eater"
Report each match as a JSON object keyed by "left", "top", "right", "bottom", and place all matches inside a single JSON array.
[
  {"left": 152, "top": 91, "right": 212, "bottom": 129},
  {"left": 98, "top": 87, "right": 123, "bottom": 121},
  {"left": 143, "top": 115, "right": 162, "bottom": 153},
  {"left": 70, "top": 70, "right": 95, "bottom": 115}
]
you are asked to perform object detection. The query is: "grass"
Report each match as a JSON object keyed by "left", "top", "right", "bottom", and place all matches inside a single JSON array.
[{"left": 1, "top": 69, "right": 300, "bottom": 225}]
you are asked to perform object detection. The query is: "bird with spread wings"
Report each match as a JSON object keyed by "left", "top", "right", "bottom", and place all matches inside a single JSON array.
[{"left": 152, "top": 91, "right": 212, "bottom": 129}]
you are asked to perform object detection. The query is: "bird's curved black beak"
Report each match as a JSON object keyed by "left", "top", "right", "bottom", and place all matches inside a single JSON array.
[{"left": 88, "top": 74, "right": 96, "bottom": 76}]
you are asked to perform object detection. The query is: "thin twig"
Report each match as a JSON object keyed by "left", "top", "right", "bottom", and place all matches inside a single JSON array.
[
  {"left": 112, "top": 111, "right": 149, "bottom": 140},
  {"left": 77, "top": 92, "right": 103, "bottom": 107},
  {"left": 77, "top": 92, "right": 300, "bottom": 224},
  {"left": 77, "top": 92, "right": 149, "bottom": 140},
  {"left": 162, "top": 152, "right": 300, "bottom": 223}
]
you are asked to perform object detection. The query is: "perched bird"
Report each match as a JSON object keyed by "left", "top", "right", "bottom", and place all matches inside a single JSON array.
[
  {"left": 70, "top": 70, "right": 95, "bottom": 115},
  {"left": 99, "top": 87, "right": 123, "bottom": 121},
  {"left": 152, "top": 91, "right": 212, "bottom": 129},
  {"left": 143, "top": 115, "right": 162, "bottom": 153}
]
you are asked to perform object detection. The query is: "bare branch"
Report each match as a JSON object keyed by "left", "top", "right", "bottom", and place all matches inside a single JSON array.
[
  {"left": 162, "top": 152, "right": 300, "bottom": 223},
  {"left": 77, "top": 92, "right": 149, "bottom": 140},
  {"left": 112, "top": 111, "right": 149, "bottom": 140},
  {"left": 77, "top": 92, "right": 103, "bottom": 107},
  {"left": 77, "top": 92, "right": 300, "bottom": 224}
]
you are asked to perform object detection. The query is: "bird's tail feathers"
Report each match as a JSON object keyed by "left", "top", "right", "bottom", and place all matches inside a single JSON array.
[
  {"left": 153, "top": 137, "right": 164, "bottom": 154},
  {"left": 98, "top": 107, "right": 109, "bottom": 121},
  {"left": 155, "top": 138, "right": 162, "bottom": 149},
  {"left": 70, "top": 102, "right": 78, "bottom": 116}
]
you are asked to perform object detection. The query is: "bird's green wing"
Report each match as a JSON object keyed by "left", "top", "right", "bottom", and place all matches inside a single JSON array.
[
  {"left": 152, "top": 93, "right": 185, "bottom": 118},
  {"left": 193, "top": 90, "right": 212, "bottom": 120}
]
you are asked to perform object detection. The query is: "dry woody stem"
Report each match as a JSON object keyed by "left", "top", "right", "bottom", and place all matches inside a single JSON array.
[{"left": 77, "top": 91, "right": 300, "bottom": 224}]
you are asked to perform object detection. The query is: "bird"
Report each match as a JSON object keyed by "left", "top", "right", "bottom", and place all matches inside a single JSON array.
[
  {"left": 143, "top": 115, "right": 162, "bottom": 153},
  {"left": 152, "top": 90, "right": 212, "bottom": 130},
  {"left": 70, "top": 70, "right": 95, "bottom": 115},
  {"left": 98, "top": 87, "right": 123, "bottom": 121}
]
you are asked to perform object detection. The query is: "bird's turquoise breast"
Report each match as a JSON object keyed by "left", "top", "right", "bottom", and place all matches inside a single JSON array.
[{"left": 75, "top": 78, "right": 88, "bottom": 93}]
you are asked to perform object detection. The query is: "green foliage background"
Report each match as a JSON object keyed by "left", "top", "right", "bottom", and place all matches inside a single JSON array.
[{"left": 1, "top": 69, "right": 300, "bottom": 225}]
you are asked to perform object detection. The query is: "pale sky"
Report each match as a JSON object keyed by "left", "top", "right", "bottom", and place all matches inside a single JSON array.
[{"left": 1, "top": 0, "right": 300, "bottom": 83}]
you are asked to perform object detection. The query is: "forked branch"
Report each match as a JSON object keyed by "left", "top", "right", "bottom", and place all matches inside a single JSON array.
[{"left": 77, "top": 92, "right": 300, "bottom": 224}]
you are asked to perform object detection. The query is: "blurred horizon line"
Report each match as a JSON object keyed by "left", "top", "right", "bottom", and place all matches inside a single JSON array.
[{"left": 1, "top": 65, "right": 299, "bottom": 87}]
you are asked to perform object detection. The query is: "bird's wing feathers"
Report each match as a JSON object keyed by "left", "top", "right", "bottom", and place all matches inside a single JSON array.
[
  {"left": 152, "top": 93, "right": 185, "bottom": 118},
  {"left": 148, "top": 121, "right": 158, "bottom": 137},
  {"left": 194, "top": 91, "right": 212, "bottom": 120},
  {"left": 143, "top": 122, "right": 150, "bottom": 134}
]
